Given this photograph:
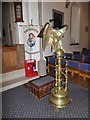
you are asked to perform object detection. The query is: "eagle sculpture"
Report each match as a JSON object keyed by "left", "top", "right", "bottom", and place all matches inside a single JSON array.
[{"left": 37, "top": 23, "right": 69, "bottom": 52}]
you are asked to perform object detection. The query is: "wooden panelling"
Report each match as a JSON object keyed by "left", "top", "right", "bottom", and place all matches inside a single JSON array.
[
  {"left": 17, "top": 44, "right": 25, "bottom": 68},
  {"left": 2, "top": 44, "right": 25, "bottom": 73},
  {"left": 2, "top": 48, "right": 10, "bottom": 72},
  {"left": 10, "top": 47, "right": 18, "bottom": 68}
]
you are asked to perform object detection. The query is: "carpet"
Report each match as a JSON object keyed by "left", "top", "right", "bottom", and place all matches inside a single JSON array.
[{"left": 2, "top": 76, "right": 88, "bottom": 119}]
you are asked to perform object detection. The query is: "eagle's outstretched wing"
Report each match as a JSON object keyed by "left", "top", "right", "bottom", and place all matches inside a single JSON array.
[
  {"left": 37, "top": 23, "right": 69, "bottom": 51},
  {"left": 42, "top": 24, "right": 54, "bottom": 50}
]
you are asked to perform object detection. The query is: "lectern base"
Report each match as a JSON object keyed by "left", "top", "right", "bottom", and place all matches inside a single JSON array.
[{"left": 49, "top": 87, "right": 71, "bottom": 108}]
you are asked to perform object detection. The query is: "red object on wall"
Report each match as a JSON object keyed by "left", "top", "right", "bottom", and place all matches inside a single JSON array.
[{"left": 24, "top": 59, "right": 38, "bottom": 77}]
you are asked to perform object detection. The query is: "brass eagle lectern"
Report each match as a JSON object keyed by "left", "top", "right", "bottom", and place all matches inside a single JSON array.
[{"left": 37, "top": 23, "right": 71, "bottom": 108}]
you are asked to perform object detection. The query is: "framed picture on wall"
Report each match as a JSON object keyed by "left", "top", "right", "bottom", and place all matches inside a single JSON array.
[{"left": 14, "top": 2, "right": 24, "bottom": 22}]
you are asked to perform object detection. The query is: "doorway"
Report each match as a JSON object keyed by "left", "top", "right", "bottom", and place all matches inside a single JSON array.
[{"left": 2, "top": 2, "right": 15, "bottom": 46}]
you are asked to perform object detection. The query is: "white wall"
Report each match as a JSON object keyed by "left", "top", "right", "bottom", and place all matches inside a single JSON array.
[
  {"left": 42, "top": 2, "right": 88, "bottom": 56},
  {"left": 70, "top": 2, "right": 88, "bottom": 52},
  {"left": 15, "top": 2, "right": 88, "bottom": 58},
  {"left": 70, "top": 3, "right": 80, "bottom": 45}
]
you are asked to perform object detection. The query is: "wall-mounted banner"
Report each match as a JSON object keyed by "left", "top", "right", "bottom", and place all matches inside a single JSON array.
[{"left": 24, "top": 25, "right": 40, "bottom": 54}]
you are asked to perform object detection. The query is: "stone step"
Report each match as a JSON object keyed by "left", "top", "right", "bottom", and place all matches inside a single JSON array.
[
  {"left": 2, "top": 69, "right": 25, "bottom": 83},
  {"left": 0, "top": 75, "right": 39, "bottom": 92}
]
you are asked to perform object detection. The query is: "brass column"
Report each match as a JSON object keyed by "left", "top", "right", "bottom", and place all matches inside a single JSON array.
[{"left": 49, "top": 49, "right": 71, "bottom": 108}]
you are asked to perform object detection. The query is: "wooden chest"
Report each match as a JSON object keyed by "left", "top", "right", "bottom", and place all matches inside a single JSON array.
[{"left": 25, "top": 76, "right": 55, "bottom": 99}]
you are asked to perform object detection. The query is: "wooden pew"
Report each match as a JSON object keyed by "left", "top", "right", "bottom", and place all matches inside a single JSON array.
[{"left": 78, "top": 63, "right": 90, "bottom": 88}]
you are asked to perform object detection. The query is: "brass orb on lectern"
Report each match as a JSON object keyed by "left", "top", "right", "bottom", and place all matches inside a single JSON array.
[{"left": 37, "top": 23, "right": 71, "bottom": 108}]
